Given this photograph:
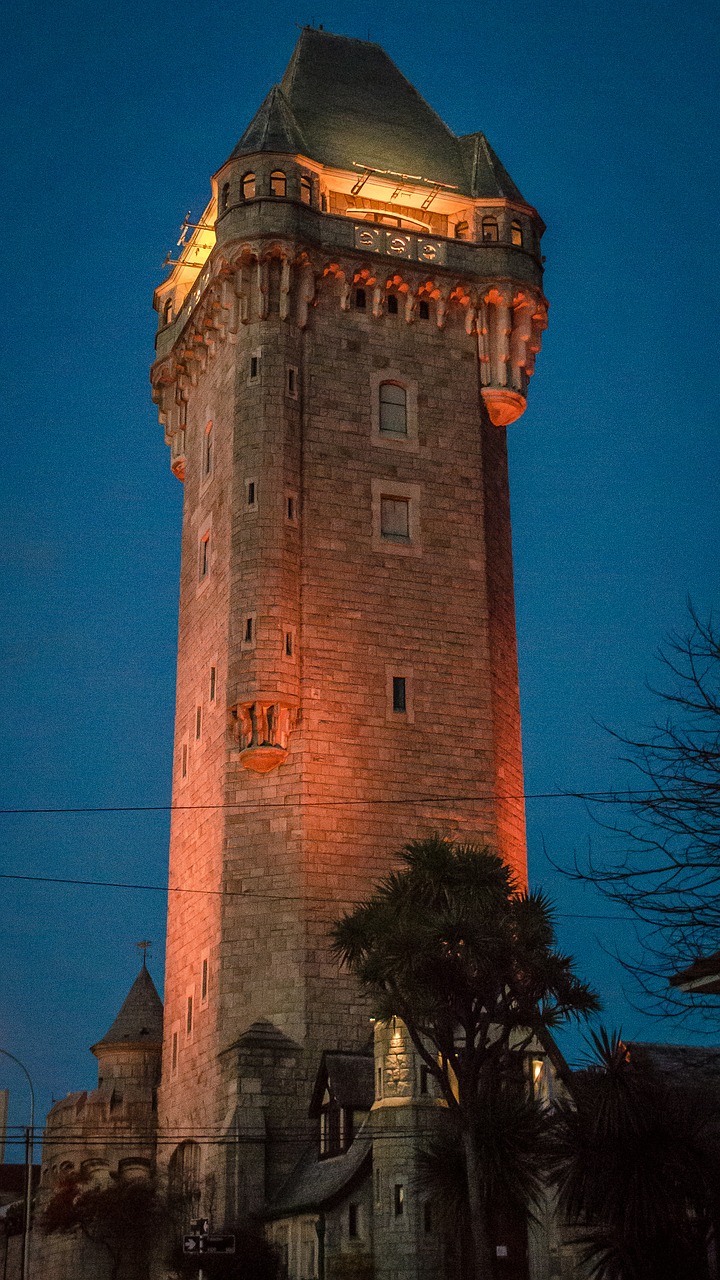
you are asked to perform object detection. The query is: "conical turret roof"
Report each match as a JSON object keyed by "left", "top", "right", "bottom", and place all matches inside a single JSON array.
[
  {"left": 92, "top": 965, "right": 163, "bottom": 1051},
  {"left": 225, "top": 27, "right": 528, "bottom": 204}
]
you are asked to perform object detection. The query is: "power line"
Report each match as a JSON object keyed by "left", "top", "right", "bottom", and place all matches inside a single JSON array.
[
  {"left": 0, "top": 788, "right": 696, "bottom": 817},
  {"left": 0, "top": 870, "right": 636, "bottom": 921}
]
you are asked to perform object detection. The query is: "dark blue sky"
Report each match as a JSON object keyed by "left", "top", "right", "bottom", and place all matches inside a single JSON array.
[{"left": 1, "top": 0, "right": 718, "bottom": 1147}]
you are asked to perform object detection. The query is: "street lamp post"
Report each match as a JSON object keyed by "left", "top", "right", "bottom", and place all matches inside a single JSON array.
[{"left": 0, "top": 1049, "right": 35, "bottom": 1280}]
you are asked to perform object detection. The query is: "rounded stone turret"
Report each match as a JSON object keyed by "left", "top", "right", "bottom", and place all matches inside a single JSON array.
[{"left": 91, "top": 963, "right": 163, "bottom": 1096}]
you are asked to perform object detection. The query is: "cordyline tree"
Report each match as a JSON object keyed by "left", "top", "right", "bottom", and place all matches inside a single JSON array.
[
  {"left": 566, "top": 605, "right": 720, "bottom": 1018},
  {"left": 332, "top": 837, "right": 598, "bottom": 1279},
  {"left": 549, "top": 1029, "right": 720, "bottom": 1280}
]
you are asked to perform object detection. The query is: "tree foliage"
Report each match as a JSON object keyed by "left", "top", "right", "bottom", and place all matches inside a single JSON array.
[
  {"left": 42, "top": 1171, "right": 166, "bottom": 1280},
  {"left": 332, "top": 837, "right": 598, "bottom": 1278},
  {"left": 548, "top": 1029, "right": 720, "bottom": 1280},
  {"left": 567, "top": 605, "right": 720, "bottom": 1016}
]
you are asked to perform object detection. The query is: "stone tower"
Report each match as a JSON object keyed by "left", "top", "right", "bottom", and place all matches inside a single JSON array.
[{"left": 150, "top": 28, "right": 547, "bottom": 1227}]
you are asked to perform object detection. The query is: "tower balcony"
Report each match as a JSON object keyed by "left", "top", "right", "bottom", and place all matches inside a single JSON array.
[{"left": 229, "top": 696, "right": 298, "bottom": 773}]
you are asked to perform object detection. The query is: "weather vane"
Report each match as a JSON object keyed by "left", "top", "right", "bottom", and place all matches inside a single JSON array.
[{"left": 136, "top": 940, "right": 152, "bottom": 968}]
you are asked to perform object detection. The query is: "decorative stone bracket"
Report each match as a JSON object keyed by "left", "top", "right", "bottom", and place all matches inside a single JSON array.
[{"left": 229, "top": 699, "right": 297, "bottom": 773}]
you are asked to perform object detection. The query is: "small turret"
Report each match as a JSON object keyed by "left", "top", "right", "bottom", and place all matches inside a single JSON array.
[{"left": 91, "top": 963, "right": 163, "bottom": 1097}]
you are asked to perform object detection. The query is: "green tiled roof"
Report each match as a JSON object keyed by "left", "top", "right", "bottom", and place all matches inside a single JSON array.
[{"left": 228, "top": 28, "right": 527, "bottom": 203}]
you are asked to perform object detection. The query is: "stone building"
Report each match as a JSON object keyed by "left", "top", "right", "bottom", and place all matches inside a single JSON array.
[{"left": 148, "top": 24, "right": 550, "bottom": 1279}]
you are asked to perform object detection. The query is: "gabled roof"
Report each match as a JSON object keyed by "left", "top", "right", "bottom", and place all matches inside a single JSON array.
[
  {"left": 230, "top": 85, "right": 308, "bottom": 160},
  {"left": 225, "top": 27, "right": 528, "bottom": 204},
  {"left": 669, "top": 951, "right": 720, "bottom": 994},
  {"left": 221, "top": 1019, "right": 303, "bottom": 1056},
  {"left": 266, "top": 1133, "right": 372, "bottom": 1218},
  {"left": 309, "top": 1050, "right": 374, "bottom": 1117},
  {"left": 92, "top": 966, "right": 163, "bottom": 1051}
]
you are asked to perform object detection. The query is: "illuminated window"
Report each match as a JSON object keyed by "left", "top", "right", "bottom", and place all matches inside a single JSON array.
[
  {"left": 209, "top": 666, "right": 216, "bottom": 701},
  {"left": 162, "top": 297, "right": 173, "bottom": 325},
  {"left": 270, "top": 170, "right": 286, "bottom": 197},
  {"left": 482, "top": 217, "right": 499, "bottom": 242},
  {"left": 418, "top": 300, "right": 430, "bottom": 320},
  {"left": 454, "top": 220, "right": 469, "bottom": 240},
  {"left": 379, "top": 382, "right": 407, "bottom": 436},
  {"left": 300, "top": 176, "right": 312, "bottom": 205},
  {"left": 203, "top": 422, "right": 213, "bottom": 477},
  {"left": 394, "top": 1185, "right": 405, "bottom": 1217},
  {"left": 220, "top": 181, "right": 230, "bottom": 213},
  {"left": 387, "top": 293, "right": 398, "bottom": 315},
  {"left": 242, "top": 172, "right": 256, "bottom": 200},
  {"left": 392, "top": 677, "right": 406, "bottom": 713},
  {"left": 355, "top": 287, "right": 366, "bottom": 309},
  {"left": 511, "top": 221, "right": 523, "bottom": 247}
]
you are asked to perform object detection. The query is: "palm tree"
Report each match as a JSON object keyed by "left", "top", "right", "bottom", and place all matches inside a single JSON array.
[
  {"left": 332, "top": 836, "right": 598, "bottom": 1278},
  {"left": 549, "top": 1029, "right": 720, "bottom": 1280}
]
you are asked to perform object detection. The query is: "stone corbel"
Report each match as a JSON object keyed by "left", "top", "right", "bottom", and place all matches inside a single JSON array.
[{"left": 229, "top": 698, "right": 297, "bottom": 773}]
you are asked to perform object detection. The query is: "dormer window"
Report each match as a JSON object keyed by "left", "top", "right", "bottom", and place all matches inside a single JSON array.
[
  {"left": 319, "top": 1088, "right": 354, "bottom": 1158},
  {"left": 482, "top": 217, "right": 499, "bottom": 242},
  {"left": 220, "top": 182, "right": 230, "bottom": 214},
  {"left": 270, "top": 171, "right": 287, "bottom": 197},
  {"left": 242, "top": 172, "right": 256, "bottom": 200},
  {"left": 300, "top": 177, "right": 312, "bottom": 205}
]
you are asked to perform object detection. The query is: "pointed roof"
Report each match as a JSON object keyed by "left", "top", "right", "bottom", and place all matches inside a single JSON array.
[
  {"left": 309, "top": 1050, "right": 374, "bottom": 1117},
  {"left": 458, "top": 132, "right": 526, "bottom": 202},
  {"left": 230, "top": 85, "right": 308, "bottom": 160},
  {"left": 225, "top": 28, "right": 528, "bottom": 205},
  {"left": 92, "top": 966, "right": 163, "bottom": 1052}
]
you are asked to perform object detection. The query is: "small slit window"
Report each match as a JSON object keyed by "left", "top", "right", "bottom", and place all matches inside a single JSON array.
[
  {"left": 181, "top": 743, "right": 188, "bottom": 779},
  {"left": 349, "top": 1204, "right": 359, "bottom": 1238},
  {"left": 209, "top": 666, "right": 216, "bottom": 702},
  {"left": 249, "top": 353, "right": 260, "bottom": 380},
  {"left": 355, "top": 287, "right": 366, "bottom": 309},
  {"left": 423, "top": 1202, "right": 433, "bottom": 1234},
  {"left": 286, "top": 494, "right": 297, "bottom": 523},
  {"left": 203, "top": 422, "right": 213, "bottom": 477},
  {"left": 392, "top": 677, "right": 406, "bottom": 713},
  {"left": 162, "top": 298, "right": 173, "bottom": 325},
  {"left": 394, "top": 1185, "right": 405, "bottom": 1217},
  {"left": 171, "top": 1030, "right": 178, "bottom": 1075},
  {"left": 285, "top": 631, "right": 293, "bottom": 657},
  {"left": 511, "top": 221, "right": 523, "bottom": 247},
  {"left": 186, "top": 994, "right": 193, "bottom": 1038},
  {"left": 386, "top": 293, "right": 398, "bottom": 315},
  {"left": 380, "top": 496, "right": 410, "bottom": 541},
  {"left": 220, "top": 182, "right": 230, "bottom": 213},
  {"left": 244, "top": 617, "right": 254, "bottom": 644},
  {"left": 454, "top": 220, "right": 469, "bottom": 240},
  {"left": 482, "top": 217, "right": 499, "bottom": 242},
  {"left": 199, "top": 532, "right": 210, "bottom": 580},
  {"left": 379, "top": 382, "right": 407, "bottom": 436},
  {"left": 201, "top": 956, "right": 208, "bottom": 1004},
  {"left": 195, "top": 706, "right": 202, "bottom": 741},
  {"left": 270, "top": 170, "right": 286, "bottom": 197},
  {"left": 246, "top": 480, "right": 256, "bottom": 508},
  {"left": 300, "top": 177, "right": 312, "bottom": 205},
  {"left": 242, "top": 172, "right": 256, "bottom": 200},
  {"left": 287, "top": 366, "right": 298, "bottom": 398},
  {"left": 418, "top": 300, "right": 430, "bottom": 320}
]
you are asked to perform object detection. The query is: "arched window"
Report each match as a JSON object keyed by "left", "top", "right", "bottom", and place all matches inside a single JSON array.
[
  {"left": 242, "top": 172, "right": 256, "bottom": 200},
  {"left": 270, "top": 171, "right": 287, "bottom": 197},
  {"left": 511, "top": 221, "right": 523, "bottom": 247},
  {"left": 300, "top": 176, "right": 312, "bottom": 205},
  {"left": 482, "top": 217, "right": 499, "bottom": 242},
  {"left": 168, "top": 1141, "right": 201, "bottom": 1205},
  {"left": 379, "top": 382, "right": 407, "bottom": 436},
  {"left": 162, "top": 298, "right": 173, "bottom": 325},
  {"left": 220, "top": 182, "right": 230, "bottom": 214},
  {"left": 454, "top": 220, "right": 469, "bottom": 241}
]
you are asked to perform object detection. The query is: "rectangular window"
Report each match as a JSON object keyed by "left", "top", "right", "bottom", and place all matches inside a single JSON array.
[
  {"left": 181, "top": 743, "right": 188, "bottom": 779},
  {"left": 244, "top": 617, "right": 253, "bottom": 644},
  {"left": 203, "top": 423, "right": 213, "bottom": 477},
  {"left": 379, "top": 382, "right": 407, "bottom": 435},
  {"left": 387, "top": 293, "right": 398, "bottom": 315},
  {"left": 199, "top": 532, "right": 210, "bottom": 579},
  {"left": 348, "top": 1204, "right": 359, "bottom": 1239},
  {"left": 201, "top": 956, "right": 208, "bottom": 1004},
  {"left": 394, "top": 1184, "right": 405, "bottom": 1217},
  {"left": 418, "top": 300, "right": 430, "bottom": 320},
  {"left": 209, "top": 666, "right": 216, "bottom": 702},
  {"left": 249, "top": 353, "right": 260, "bottom": 380},
  {"left": 287, "top": 365, "right": 298, "bottom": 398},
  {"left": 285, "top": 631, "right": 293, "bottom": 657},
  {"left": 171, "top": 1031, "right": 178, "bottom": 1076},
  {"left": 381, "top": 497, "right": 410, "bottom": 540},
  {"left": 392, "top": 677, "right": 406, "bottom": 713},
  {"left": 286, "top": 493, "right": 298, "bottom": 523},
  {"left": 355, "top": 287, "right": 366, "bottom": 309},
  {"left": 247, "top": 481, "right": 255, "bottom": 506},
  {"left": 186, "top": 994, "right": 193, "bottom": 1038},
  {"left": 195, "top": 706, "right": 202, "bottom": 740}
]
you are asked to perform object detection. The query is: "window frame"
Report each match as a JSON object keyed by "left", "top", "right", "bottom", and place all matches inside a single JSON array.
[
  {"left": 370, "top": 372, "right": 418, "bottom": 451},
  {"left": 242, "top": 172, "right": 256, "bottom": 200},
  {"left": 372, "top": 480, "right": 421, "bottom": 556},
  {"left": 270, "top": 170, "right": 287, "bottom": 197}
]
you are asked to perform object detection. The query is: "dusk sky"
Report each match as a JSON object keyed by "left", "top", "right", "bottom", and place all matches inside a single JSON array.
[{"left": 1, "top": 0, "right": 718, "bottom": 1151}]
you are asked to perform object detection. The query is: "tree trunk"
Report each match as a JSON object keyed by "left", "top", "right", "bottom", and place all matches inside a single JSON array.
[{"left": 462, "top": 1127, "right": 495, "bottom": 1280}]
